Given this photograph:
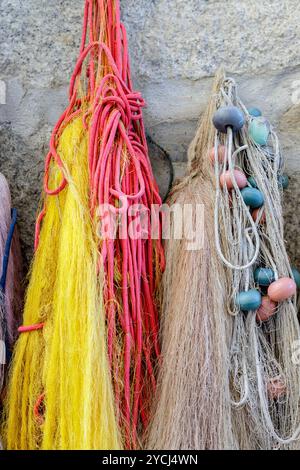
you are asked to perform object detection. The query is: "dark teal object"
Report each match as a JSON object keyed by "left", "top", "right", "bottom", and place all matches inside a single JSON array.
[
  {"left": 264, "top": 146, "right": 275, "bottom": 161},
  {"left": 249, "top": 117, "right": 270, "bottom": 145},
  {"left": 213, "top": 106, "right": 245, "bottom": 133},
  {"left": 248, "top": 176, "right": 258, "bottom": 188},
  {"left": 248, "top": 107, "right": 262, "bottom": 117},
  {"left": 254, "top": 267, "right": 275, "bottom": 286},
  {"left": 1, "top": 209, "right": 18, "bottom": 364},
  {"left": 292, "top": 268, "right": 300, "bottom": 289},
  {"left": 241, "top": 187, "right": 264, "bottom": 208},
  {"left": 278, "top": 174, "right": 289, "bottom": 190},
  {"left": 236, "top": 289, "right": 262, "bottom": 311}
]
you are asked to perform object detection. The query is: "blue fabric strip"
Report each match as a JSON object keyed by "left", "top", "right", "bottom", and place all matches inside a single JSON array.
[
  {"left": 0, "top": 208, "right": 17, "bottom": 292},
  {"left": 0, "top": 208, "right": 18, "bottom": 365}
]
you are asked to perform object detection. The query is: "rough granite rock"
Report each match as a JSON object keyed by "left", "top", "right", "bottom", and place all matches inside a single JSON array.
[{"left": 0, "top": 0, "right": 299, "bottom": 268}]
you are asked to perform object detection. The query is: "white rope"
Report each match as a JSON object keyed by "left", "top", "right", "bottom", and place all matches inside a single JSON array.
[{"left": 214, "top": 129, "right": 260, "bottom": 270}]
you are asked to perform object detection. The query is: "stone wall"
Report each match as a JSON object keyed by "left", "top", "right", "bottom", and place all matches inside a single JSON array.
[{"left": 0, "top": 0, "right": 299, "bottom": 267}]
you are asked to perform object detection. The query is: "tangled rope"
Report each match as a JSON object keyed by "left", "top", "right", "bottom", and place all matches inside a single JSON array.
[{"left": 213, "top": 77, "right": 300, "bottom": 449}]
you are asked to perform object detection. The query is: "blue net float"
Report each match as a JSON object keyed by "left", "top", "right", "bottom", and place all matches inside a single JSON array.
[
  {"left": 241, "top": 187, "right": 265, "bottom": 208},
  {"left": 236, "top": 289, "right": 262, "bottom": 311},
  {"left": 278, "top": 174, "right": 289, "bottom": 190},
  {"left": 249, "top": 116, "right": 270, "bottom": 146},
  {"left": 254, "top": 267, "right": 275, "bottom": 286},
  {"left": 213, "top": 106, "right": 245, "bottom": 133},
  {"left": 291, "top": 268, "right": 300, "bottom": 289}
]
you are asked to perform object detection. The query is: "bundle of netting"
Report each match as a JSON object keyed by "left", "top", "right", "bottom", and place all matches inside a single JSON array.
[
  {"left": 146, "top": 71, "right": 237, "bottom": 450},
  {"left": 2, "top": 0, "right": 163, "bottom": 450},
  {"left": 212, "top": 76, "right": 300, "bottom": 449}
]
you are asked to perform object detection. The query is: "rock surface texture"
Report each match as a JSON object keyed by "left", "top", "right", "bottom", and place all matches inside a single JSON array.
[{"left": 0, "top": 0, "right": 299, "bottom": 268}]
